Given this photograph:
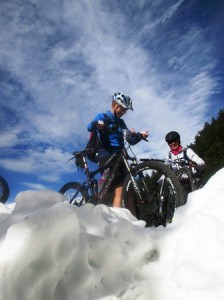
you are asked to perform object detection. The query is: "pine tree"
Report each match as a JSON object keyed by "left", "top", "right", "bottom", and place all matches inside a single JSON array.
[{"left": 189, "top": 109, "right": 224, "bottom": 184}]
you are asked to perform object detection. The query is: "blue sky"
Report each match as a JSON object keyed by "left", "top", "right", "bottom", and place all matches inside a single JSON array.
[{"left": 0, "top": 0, "right": 224, "bottom": 203}]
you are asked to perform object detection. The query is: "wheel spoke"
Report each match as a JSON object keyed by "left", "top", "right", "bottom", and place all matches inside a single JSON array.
[{"left": 59, "top": 182, "right": 88, "bottom": 206}]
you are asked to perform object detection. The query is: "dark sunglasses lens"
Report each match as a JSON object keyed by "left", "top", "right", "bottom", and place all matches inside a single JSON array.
[{"left": 168, "top": 140, "right": 178, "bottom": 144}]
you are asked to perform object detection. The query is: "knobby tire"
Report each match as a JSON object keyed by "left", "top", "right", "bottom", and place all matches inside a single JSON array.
[
  {"left": 59, "top": 182, "right": 89, "bottom": 206},
  {"left": 0, "top": 176, "right": 10, "bottom": 204},
  {"left": 122, "top": 161, "right": 185, "bottom": 227}
]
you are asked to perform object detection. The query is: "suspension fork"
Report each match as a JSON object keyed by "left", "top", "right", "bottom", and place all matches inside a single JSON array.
[
  {"left": 158, "top": 175, "right": 176, "bottom": 209},
  {"left": 123, "top": 156, "right": 144, "bottom": 201},
  {"left": 159, "top": 175, "right": 166, "bottom": 195}
]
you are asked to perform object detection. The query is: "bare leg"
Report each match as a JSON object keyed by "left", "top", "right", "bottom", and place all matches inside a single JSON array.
[{"left": 113, "top": 185, "right": 123, "bottom": 207}]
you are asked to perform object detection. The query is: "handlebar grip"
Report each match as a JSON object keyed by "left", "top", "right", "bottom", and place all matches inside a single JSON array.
[{"left": 133, "top": 132, "right": 148, "bottom": 142}]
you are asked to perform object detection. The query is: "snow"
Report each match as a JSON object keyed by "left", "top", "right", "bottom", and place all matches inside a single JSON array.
[{"left": 0, "top": 168, "right": 224, "bottom": 300}]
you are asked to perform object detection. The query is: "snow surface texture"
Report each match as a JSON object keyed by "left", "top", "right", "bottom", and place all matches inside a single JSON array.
[{"left": 0, "top": 168, "right": 224, "bottom": 300}]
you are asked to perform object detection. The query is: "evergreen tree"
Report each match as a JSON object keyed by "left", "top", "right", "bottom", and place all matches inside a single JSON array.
[{"left": 189, "top": 109, "right": 224, "bottom": 184}]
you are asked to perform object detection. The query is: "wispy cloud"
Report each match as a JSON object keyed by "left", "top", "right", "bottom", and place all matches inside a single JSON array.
[
  {"left": 20, "top": 182, "right": 47, "bottom": 190},
  {"left": 0, "top": 148, "right": 73, "bottom": 182},
  {"left": 0, "top": 0, "right": 221, "bottom": 181}
]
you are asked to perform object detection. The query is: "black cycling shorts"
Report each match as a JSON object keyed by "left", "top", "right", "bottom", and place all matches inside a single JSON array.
[{"left": 97, "top": 149, "right": 128, "bottom": 190}]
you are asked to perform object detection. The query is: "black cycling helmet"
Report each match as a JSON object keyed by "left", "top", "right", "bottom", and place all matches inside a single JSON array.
[
  {"left": 165, "top": 131, "right": 180, "bottom": 143},
  {"left": 112, "top": 92, "right": 133, "bottom": 111}
]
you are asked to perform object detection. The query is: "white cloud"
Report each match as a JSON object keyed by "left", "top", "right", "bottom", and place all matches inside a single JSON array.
[
  {"left": 0, "top": 0, "right": 221, "bottom": 179},
  {"left": 21, "top": 182, "right": 47, "bottom": 190},
  {"left": 0, "top": 128, "right": 21, "bottom": 148},
  {"left": 0, "top": 148, "right": 74, "bottom": 182}
]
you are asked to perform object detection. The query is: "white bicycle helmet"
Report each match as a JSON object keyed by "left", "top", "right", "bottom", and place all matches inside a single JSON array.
[{"left": 112, "top": 92, "right": 133, "bottom": 111}]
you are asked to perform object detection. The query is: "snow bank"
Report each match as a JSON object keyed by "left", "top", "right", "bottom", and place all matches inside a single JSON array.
[{"left": 0, "top": 168, "right": 224, "bottom": 300}]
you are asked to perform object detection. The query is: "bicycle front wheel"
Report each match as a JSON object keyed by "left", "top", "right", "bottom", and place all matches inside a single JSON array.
[
  {"left": 59, "top": 182, "right": 89, "bottom": 206},
  {"left": 122, "top": 161, "right": 185, "bottom": 227},
  {"left": 0, "top": 176, "right": 10, "bottom": 204}
]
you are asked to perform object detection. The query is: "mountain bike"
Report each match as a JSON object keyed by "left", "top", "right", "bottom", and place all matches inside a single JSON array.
[
  {"left": 0, "top": 176, "right": 10, "bottom": 204},
  {"left": 59, "top": 132, "right": 185, "bottom": 227}
]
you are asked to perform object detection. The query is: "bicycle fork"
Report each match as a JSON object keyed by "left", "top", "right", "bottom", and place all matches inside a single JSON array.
[
  {"left": 158, "top": 176, "right": 176, "bottom": 213},
  {"left": 123, "top": 157, "right": 145, "bottom": 203}
]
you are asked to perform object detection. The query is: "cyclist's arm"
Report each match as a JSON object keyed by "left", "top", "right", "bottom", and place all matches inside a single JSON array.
[
  {"left": 125, "top": 130, "right": 148, "bottom": 145},
  {"left": 186, "top": 148, "right": 206, "bottom": 170},
  {"left": 87, "top": 113, "right": 106, "bottom": 132}
]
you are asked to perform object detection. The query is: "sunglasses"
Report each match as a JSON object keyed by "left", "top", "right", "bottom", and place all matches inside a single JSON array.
[{"left": 168, "top": 140, "right": 179, "bottom": 145}]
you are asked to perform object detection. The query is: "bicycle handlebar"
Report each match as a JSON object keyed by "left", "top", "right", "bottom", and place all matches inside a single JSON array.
[
  {"left": 68, "top": 148, "right": 93, "bottom": 161},
  {"left": 93, "top": 121, "right": 148, "bottom": 142},
  {"left": 165, "top": 158, "right": 190, "bottom": 165}
]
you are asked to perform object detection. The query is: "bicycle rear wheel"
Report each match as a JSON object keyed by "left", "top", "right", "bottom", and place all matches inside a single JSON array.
[
  {"left": 122, "top": 161, "right": 185, "bottom": 227},
  {"left": 59, "top": 182, "right": 89, "bottom": 206},
  {"left": 0, "top": 176, "right": 10, "bottom": 204}
]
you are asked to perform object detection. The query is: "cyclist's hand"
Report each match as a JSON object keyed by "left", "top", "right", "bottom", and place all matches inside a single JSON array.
[
  {"left": 95, "top": 120, "right": 105, "bottom": 130},
  {"left": 164, "top": 158, "right": 174, "bottom": 165},
  {"left": 140, "top": 131, "right": 149, "bottom": 140},
  {"left": 189, "top": 161, "right": 197, "bottom": 168}
]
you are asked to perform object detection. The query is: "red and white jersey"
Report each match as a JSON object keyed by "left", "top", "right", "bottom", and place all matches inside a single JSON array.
[{"left": 168, "top": 147, "right": 206, "bottom": 170}]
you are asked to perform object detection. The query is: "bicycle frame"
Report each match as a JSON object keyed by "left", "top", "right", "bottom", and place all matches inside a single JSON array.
[
  {"left": 60, "top": 140, "right": 185, "bottom": 226},
  {"left": 99, "top": 145, "right": 152, "bottom": 203},
  {"left": 68, "top": 143, "right": 147, "bottom": 205}
]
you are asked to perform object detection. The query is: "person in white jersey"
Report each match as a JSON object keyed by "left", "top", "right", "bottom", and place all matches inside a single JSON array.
[{"left": 165, "top": 131, "right": 206, "bottom": 172}]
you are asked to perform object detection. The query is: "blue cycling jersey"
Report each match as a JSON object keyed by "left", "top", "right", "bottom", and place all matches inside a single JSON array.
[{"left": 87, "top": 110, "right": 141, "bottom": 151}]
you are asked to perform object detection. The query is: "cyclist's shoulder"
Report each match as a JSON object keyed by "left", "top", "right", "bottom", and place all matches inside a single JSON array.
[
  {"left": 184, "top": 147, "right": 195, "bottom": 156},
  {"left": 96, "top": 111, "right": 113, "bottom": 125},
  {"left": 184, "top": 147, "right": 200, "bottom": 161},
  {"left": 103, "top": 111, "right": 125, "bottom": 125},
  {"left": 92, "top": 111, "right": 110, "bottom": 121}
]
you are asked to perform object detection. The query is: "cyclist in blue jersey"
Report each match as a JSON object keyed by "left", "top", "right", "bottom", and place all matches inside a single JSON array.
[{"left": 87, "top": 92, "right": 148, "bottom": 207}]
